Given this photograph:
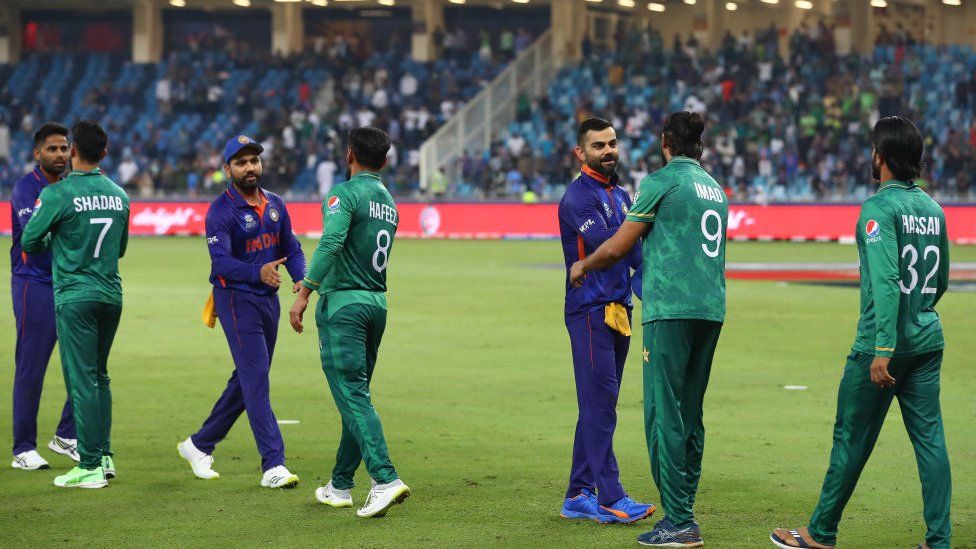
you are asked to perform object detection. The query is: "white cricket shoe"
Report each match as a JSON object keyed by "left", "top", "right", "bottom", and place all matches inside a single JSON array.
[
  {"left": 177, "top": 437, "right": 220, "bottom": 480},
  {"left": 48, "top": 436, "right": 80, "bottom": 462},
  {"left": 11, "top": 450, "right": 50, "bottom": 470},
  {"left": 261, "top": 465, "right": 299, "bottom": 489},
  {"left": 356, "top": 479, "right": 411, "bottom": 518},
  {"left": 315, "top": 481, "right": 353, "bottom": 507}
]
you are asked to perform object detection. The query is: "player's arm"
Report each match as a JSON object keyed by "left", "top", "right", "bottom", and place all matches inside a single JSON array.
[
  {"left": 277, "top": 200, "right": 307, "bottom": 289},
  {"left": 862, "top": 201, "right": 899, "bottom": 387},
  {"left": 206, "top": 208, "right": 263, "bottom": 283},
  {"left": 291, "top": 189, "right": 353, "bottom": 333},
  {"left": 21, "top": 187, "right": 60, "bottom": 254},
  {"left": 625, "top": 189, "right": 643, "bottom": 299},
  {"left": 559, "top": 190, "right": 617, "bottom": 250},
  {"left": 934, "top": 215, "right": 950, "bottom": 304},
  {"left": 119, "top": 204, "right": 130, "bottom": 259}
]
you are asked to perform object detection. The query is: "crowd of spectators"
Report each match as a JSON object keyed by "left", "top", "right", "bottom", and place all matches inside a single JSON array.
[
  {"left": 0, "top": 23, "right": 533, "bottom": 198},
  {"left": 462, "top": 22, "right": 976, "bottom": 202}
]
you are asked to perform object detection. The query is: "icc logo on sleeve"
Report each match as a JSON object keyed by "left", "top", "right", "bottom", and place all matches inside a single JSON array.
[{"left": 269, "top": 208, "right": 279, "bottom": 222}]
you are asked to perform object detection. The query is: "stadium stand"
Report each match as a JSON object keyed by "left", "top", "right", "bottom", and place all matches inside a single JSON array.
[{"left": 467, "top": 24, "right": 976, "bottom": 202}]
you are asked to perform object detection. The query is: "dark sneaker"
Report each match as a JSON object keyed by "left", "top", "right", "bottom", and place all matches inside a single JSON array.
[{"left": 637, "top": 516, "right": 703, "bottom": 547}]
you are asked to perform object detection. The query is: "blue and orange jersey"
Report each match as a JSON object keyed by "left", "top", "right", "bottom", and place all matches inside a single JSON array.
[
  {"left": 205, "top": 184, "right": 306, "bottom": 295},
  {"left": 558, "top": 165, "right": 642, "bottom": 323},
  {"left": 10, "top": 166, "right": 55, "bottom": 283}
]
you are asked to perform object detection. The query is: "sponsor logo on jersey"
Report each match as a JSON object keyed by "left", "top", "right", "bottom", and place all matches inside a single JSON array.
[
  {"left": 207, "top": 235, "right": 219, "bottom": 245},
  {"left": 579, "top": 218, "right": 595, "bottom": 233},
  {"left": 327, "top": 196, "right": 341, "bottom": 214},
  {"left": 268, "top": 208, "right": 279, "bottom": 222},
  {"left": 865, "top": 219, "right": 880, "bottom": 238},
  {"left": 243, "top": 213, "right": 258, "bottom": 231},
  {"left": 603, "top": 202, "right": 612, "bottom": 217},
  {"left": 17, "top": 207, "right": 33, "bottom": 219},
  {"left": 33, "top": 198, "right": 42, "bottom": 211}
]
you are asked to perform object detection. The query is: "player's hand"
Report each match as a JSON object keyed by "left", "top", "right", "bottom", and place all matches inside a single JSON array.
[
  {"left": 569, "top": 261, "right": 587, "bottom": 287},
  {"left": 292, "top": 281, "right": 302, "bottom": 293},
  {"left": 869, "top": 356, "right": 895, "bottom": 389},
  {"left": 260, "top": 257, "right": 287, "bottom": 288},
  {"left": 290, "top": 295, "right": 308, "bottom": 333}
]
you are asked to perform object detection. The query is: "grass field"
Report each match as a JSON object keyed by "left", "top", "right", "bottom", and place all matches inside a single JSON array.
[{"left": 1, "top": 239, "right": 974, "bottom": 548}]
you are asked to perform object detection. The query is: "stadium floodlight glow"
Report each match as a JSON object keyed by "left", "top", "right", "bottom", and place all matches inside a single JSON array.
[
  {"left": 169, "top": 0, "right": 186, "bottom": 6},
  {"left": 683, "top": 0, "right": 696, "bottom": 4},
  {"left": 585, "top": 0, "right": 604, "bottom": 3},
  {"left": 943, "top": 0, "right": 961, "bottom": 5},
  {"left": 647, "top": 2, "right": 666, "bottom": 11},
  {"left": 795, "top": 0, "right": 813, "bottom": 8},
  {"left": 378, "top": 0, "right": 395, "bottom": 5},
  {"left": 618, "top": 0, "right": 636, "bottom": 7},
  {"left": 869, "top": 0, "right": 886, "bottom": 6},
  {"left": 511, "top": 0, "right": 530, "bottom": 4},
  {"left": 760, "top": 0, "right": 779, "bottom": 4},
  {"left": 449, "top": 0, "right": 467, "bottom": 3},
  {"left": 725, "top": 1, "right": 737, "bottom": 9},
  {"left": 308, "top": 0, "right": 328, "bottom": 4},
  {"left": 232, "top": 0, "right": 250, "bottom": 6}
]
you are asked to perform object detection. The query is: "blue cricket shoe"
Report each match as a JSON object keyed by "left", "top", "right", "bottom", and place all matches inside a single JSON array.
[
  {"left": 560, "top": 489, "right": 600, "bottom": 520},
  {"left": 596, "top": 496, "right": 656, "bottom": 524},
  {"left": 637, "top": 516, "right": 703, "bottom": 547}
]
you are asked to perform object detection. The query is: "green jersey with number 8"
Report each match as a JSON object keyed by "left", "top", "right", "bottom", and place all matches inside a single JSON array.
[
  {"left": 20, "top": 168, "right": 130, "bottom": 307},
  {"left": 626, "top": 156, "right": 727, "bottom": 324},
  {"left": 303, "top": 171, "right": 398, "bottom": 309},
  {"left": 852, "top": 181, "right": 949, "bottom": 358}
]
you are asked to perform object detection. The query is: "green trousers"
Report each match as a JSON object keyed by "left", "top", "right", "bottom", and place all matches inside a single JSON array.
[
  {"left": 809, "top": 350, "right": 951, "bottom": 548},
  {"left": 55, "top": 301, "right": 121, "bottom": 470},
  {"left": 316, "top": 298, "right": 397, "bottom": 489},
  {"left": 643, "top": 319, "right": 723, "bottom": 526}
]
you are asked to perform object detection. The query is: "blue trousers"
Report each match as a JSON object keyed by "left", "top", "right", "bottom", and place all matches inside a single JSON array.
[
  {"left": 11, "top": 276, "right": 74, "bottom": 454},
  {"left": 191, "top": 288, "right": 285, "bottom": 472},
  {"left": 565, "top": 307, "right": 629, "bottom": 505}
]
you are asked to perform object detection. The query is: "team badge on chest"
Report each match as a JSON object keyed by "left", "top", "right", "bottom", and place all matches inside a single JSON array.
[
  {"left": 243, "top": 213, "right": 258, "bottom": 231},
  {"left": 269, "top": 208, "right": 279, "bottom": 222}
]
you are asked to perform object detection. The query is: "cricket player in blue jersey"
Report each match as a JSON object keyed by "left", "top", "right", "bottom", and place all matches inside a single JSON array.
[
  {"left": 178, "top": 134, "right": 306, "bottom": 488},
  {"left": 9, "top": 123, "right": 79, "bottom": 470},
  {"left": 558, "top": 117, "right": 652, "bottom": 524}
]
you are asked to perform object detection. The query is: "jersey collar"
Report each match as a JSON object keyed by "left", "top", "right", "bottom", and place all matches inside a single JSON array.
[
  {"left": 225, "top": 183, "right": 268, "bottom": 209},
  {"left": 68, "top": 167, "right": 102, "bottom": 177},
  {"left": 580, "top": 165, "right": 619, "bottom": 188},
  {"left": 878, "top": 179, "right": 916, "bottom": 192},
  {"left": 668, "top": 156, "right": 701, "bottom": 166},
  {"left": 352, "top": 171, "right": 382, "bottom": 182}
]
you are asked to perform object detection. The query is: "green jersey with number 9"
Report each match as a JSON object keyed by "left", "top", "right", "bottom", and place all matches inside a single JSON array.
[
  {"left": 625, "top": 156, "right": 727, "bottom": 324},
  {"left": 303, "top": 171, "right": 398, "bottom": 309},
  {"left": 20, "top": 168, "right": 130, "bottom": 307},
  {"left": 852, "top": 181, "right": 949, "bottom": 358}
]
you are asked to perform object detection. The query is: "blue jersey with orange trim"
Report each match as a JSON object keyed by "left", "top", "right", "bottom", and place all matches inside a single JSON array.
[
  {"left": 558, "top": 168, "right": 642, "bottom": 323},
  {"left": 10, "top": 167, "right": 55, "bottom": 283},
  {"left": 205, "top": 185, "right": 306, "bottom": 295}
]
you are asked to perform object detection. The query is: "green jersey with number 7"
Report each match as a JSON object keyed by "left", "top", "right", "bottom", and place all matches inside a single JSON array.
[
  {"left": 625, "top": 156, "right": 727, "bottom": 324},
  {"left": 852, "top": 180, "right": 949, "bottom": 358},
  {"left": 303, "top": 171, "right": 398, "bottom": 306},
  {"left": 20, "top": 167, "right": 130, "bottom": 307}
]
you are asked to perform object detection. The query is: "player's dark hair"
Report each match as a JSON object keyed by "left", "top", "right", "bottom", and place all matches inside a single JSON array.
[
  {"left": 577, "top": 117, "right": 613, "bottom": 146},
  {"left": 871, "top": 116, "right": 923, "bottom": 182},
  {"left": 662, "top": 111, "right": 705, "bottom": 160},
  {"left": 33, "top": 122, "right": 68, "bottom": 148},
  {"left": 71, "top": 120, "right": 108, "bottom": 164},
  {"left": 348, "top": 127, "right": 391, "bottom": 170}
]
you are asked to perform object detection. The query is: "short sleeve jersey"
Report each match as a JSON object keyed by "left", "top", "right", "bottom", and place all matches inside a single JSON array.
[
  {"left": 20, "top": 168, "right": 130, "bottom": 307},
  {"left": 304, "top": 171, "right": 398, "bottom": 309},
  {"left": 626, "top": 157, "right": 727, "bottom": 324},
  {"left": 852, "top": 181, "right": 949, "bottom": 358}
]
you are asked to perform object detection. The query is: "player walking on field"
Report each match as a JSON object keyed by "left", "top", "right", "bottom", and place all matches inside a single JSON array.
[
  {"left": 21, "top": 121, "right": 130, "bottom": 488},
  {"left": 178, "top": 134, "right": 306, "bottom": 489},
  {"left": 557, "top": 117, "right": 653, "bottom": 524},
  {"left": 771, "top": 117, "right": 952, "bottom": 549},
  {"left": 570, "top": 112, "right": 726, "bottom": 547},
  {"left": 9, "top": 123, "right": 79, "bottom": 471},
  {"left": 289, "top": 127, "right": 410, "bottom": 518}
]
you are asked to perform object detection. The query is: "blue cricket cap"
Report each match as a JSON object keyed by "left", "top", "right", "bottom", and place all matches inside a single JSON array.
[{"left": 223, "top": 134, "right": 264, "bottom": 164}]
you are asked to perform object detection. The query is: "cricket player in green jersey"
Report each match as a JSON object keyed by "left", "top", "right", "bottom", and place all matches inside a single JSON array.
[
  {"left": 289, "top": 127, "right": 410, "bottom": 518},
  {"left": 771, "top": 118, "right": 952, "bottom": 549},
  {"left": 21, "top": 121, "right": 129, "bottom": 489},
  {"left": 570, "top": 112, "right": 725, "bottom": 547}
]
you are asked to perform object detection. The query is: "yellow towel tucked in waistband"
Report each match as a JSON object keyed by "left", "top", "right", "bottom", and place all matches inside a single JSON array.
[
  {"left": 604, "top": 302, "right": 631, "bottom": 336},
  {"left": 201, "top": 291, "right": 217, "bottom": 329}
]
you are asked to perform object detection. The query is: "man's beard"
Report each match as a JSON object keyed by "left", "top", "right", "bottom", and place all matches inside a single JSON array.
[
  {"left": 40, "top": 160, "right": 65, "bottom": 176},
  {"left": 871, "top": 158, "right": 881, "bottom": 182},
  {"left": 660, "top": 150, "right": 668, "bottom": 168},
  {"left": 234, "top": 174, "right": 260, "bottom": 191},
  {"left": 587, "top": 154, "right": 617, "bottom": 177}
]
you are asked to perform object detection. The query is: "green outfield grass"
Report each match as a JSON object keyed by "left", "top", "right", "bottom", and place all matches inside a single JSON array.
[{"left": 0, "top": 239, "right": 974, "bottom": 548}]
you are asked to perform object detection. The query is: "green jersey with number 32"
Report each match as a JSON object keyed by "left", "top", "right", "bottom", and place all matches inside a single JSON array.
[
  {"left": 852, "top": 181, "right": 949, "bottom": 358},
  {"left": 626, "top": 157, "right": 727, "bottom": 324},
  {"left": 20, "top": 168, "right": 130, "bottom": 307},
  {"left": 303, "top": 171, "right": 398, "bottom": 308}
]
